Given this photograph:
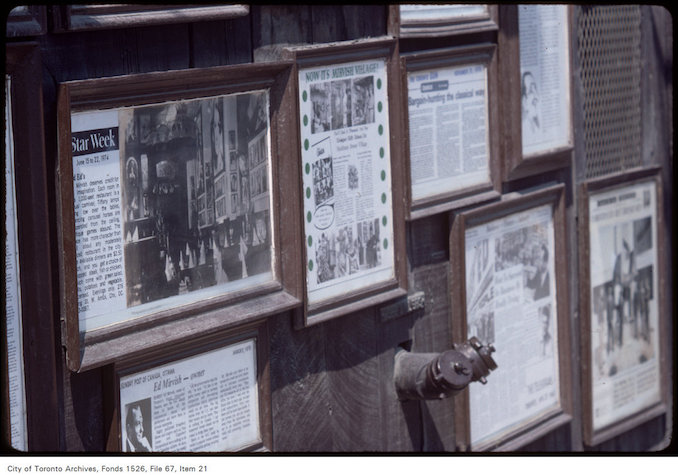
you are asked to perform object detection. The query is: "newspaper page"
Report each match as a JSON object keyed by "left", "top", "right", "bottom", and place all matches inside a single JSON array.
[
  {"left": 119, "top": 338, "right": 259, "bottom": 452},
  {"left": 70, "top": 91, "right": 274, "bottom": 332},
  {"left": 519, "top": 5, "right": 572, "bottom": 156},
  {"left": 465, "top": 203, "right": 560, "bottom": 445},
  {"left": 588, "top": 180, "right": 661, "bottom": 431},
  {"left": 407, "top": 63, "right": 490, "bottom": 200},
  {"left": 298, "top": 59, "right": 395, "bottom": 304},
  {"left": 5, "top": 76, "right": 28, "bottom": 451},
  {"left": 400, "top": 4, "right": 488, "bottom": 22}
]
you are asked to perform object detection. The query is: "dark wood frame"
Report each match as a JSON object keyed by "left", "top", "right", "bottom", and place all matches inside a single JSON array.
[
  {"left": 498, "top": 5, "right": 574, "bottom": 182},
  {"left": 5, "top": 5, "right": 47, "bottom": 37},
  {"left": 56, "top": 62, "right": 303, "bottom": 372},
  {"left": 52, "top": 4, "right": 249, "bottom": 32},
  {"left": 282, "top": 37, "right": 408, "bottom": 327},
  {"left": 399, "top": 44, "right": 502, "bottom": 220},
  {"left": 4, "top": 42, "right": 60, "bottom": 451},
  {"left": 388, "top": 5, "right": 498, "bottom": 38},
  {"left": 450, "top": 184, "right": 573, "bottom": 451},
  {"left": 105, "top": 319, "right": 272, "bottom": 452},
  {"left": 577, "top": 167, "right": 668, "bottom": 447}
]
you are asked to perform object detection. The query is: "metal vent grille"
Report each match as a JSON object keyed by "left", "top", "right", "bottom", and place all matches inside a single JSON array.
[{"left": 577, "top": 5, "right": 642, "bottom": 179}]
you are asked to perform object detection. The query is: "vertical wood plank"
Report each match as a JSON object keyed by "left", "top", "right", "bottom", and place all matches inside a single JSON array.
[
  {"left": 252, "top": 5, "right": 312, "bottom": 62},
  {"left": 325, "top": 308, "right": 383, "bottom": 451},
  {"left": 411, "top": 261, "right": 456, "bottom": 451},
  {"left": 62, "top": 362, "right": 105, "bottom": 450},
  {"left": 268, "top": 312, "right": 332, "bottom": 451},
  {"left": 377, "top": 311, "right": 422, "bottom": 451}
]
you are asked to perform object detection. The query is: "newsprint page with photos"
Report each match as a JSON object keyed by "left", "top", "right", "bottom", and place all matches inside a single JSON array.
[
  {"left": 119, "top": 339, "right": 259, "bottom": 452},
  {"left": 519, "top": 4, "right": 571, "bottom": 156},
  {"left": 407, "top": 62, "right": 490, "bottom": 200},
  {"left": 298, "top": 58, "right": 395, "bottom": 304},
  {"left": 70, "top": 91, "right": 274, "bottom": 332},
  {"left": 465, "top": 204, "right": 560, "bottom": 445},
  {"left": 588, "top": 180, "right": 661, "bottom": 431}
]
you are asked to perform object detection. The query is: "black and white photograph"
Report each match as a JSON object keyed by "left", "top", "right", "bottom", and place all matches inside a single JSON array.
[
  {"left": 539, "top": 303, "right": 553, "bottom": 357},
  {"left": 591, "top": 218, "right": 655, "bottom": 379},
  {"left": 331, "top": 79, "right": 352, "bottom": 130},
  {"left": 123, "top": 398, "right": 153, "bottom": 452},
  {"left": 521, "top": 70, "right": 540, "bottom": 137},
  {"left": 310, "top": 82, "right": 331, "bottom": 133},
  {"left": 314, "top": 217, "right": 381, "bottom": 285},
  {"left": 352, "top": 75, "right": 375, "bottom": 126},
  {"left": 313, "top": 156, "right": 334, "bottom": 207},
  {"left": 119, "top": 91, "right": 273, "bottom": 308},
  {"left": 310, "top": 76, "right": 376, "bottom": 135},
  {"left": 494, "top": 222, "right": 550, "bottom": 302}
]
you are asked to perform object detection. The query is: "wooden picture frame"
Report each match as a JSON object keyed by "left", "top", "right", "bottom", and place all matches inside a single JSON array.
[
  {"left": 56, "top": 62, "right": 303, "bottom": 372},
  {"left": 52, "top": 4, "right": 249, "bottom": 32},
  {"left": 5, "top": 42, "right": 60, "bottom": 451},
  {"left": 5, "top": 6, "right": 47, "bottom": 37},
  {"left": 388, "top": 4, "right": 498, "bottom": 38},
  {"left": 400, "top": 44, "right": 501, "bottom": 220},
  {"left": 282, "top": 37, "right": 408, "bottom": 327},
  {"left": 105, "top": 320, "right": 271, "bottom": 452},
  {"left": 499, "top": 5, "right": 574, "bottom": 182},
  {"left": 450, "top": 185, "right": 573, "bottom": 451},
  {"left": 578, "top": 167, "right": 668, "bottom": 447}
]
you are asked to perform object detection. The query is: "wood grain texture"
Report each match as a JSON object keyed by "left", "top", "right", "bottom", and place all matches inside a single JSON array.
[
  {"left": 324, "top": 308, "right": 383, "bottom": 451},
  {"left": 268, "top": 312, "right": 332, "bottom": 451},
  {"left": 411, "top": 261, "right": 456, "bottom": 451},
  {"left": 377, "top": 310, "right": 422, "bottom": 451}
]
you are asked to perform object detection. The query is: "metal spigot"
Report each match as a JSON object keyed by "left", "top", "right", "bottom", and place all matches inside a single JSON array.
[{"left": 394, "top": 336, "right": 497, "bottom": 401}]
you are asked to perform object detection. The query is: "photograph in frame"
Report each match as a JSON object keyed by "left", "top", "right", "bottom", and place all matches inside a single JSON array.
[
  {"left": 463, "top": 202, "right": 561, "bottom": 447},
  {"left": 519, "top": 4, "right": 572, "bottom": 156},
  {"left": 70, "top": 90, "right": 274, "bottom": 333},
  {"left": 119, "top": 338, "right": 260, "bottom": 452},
  {"left": 586, "top": 179, "right": 662, "bottom": 433},
  {"left": 298, "top": 58, "right": 396, "bottom": 306}
]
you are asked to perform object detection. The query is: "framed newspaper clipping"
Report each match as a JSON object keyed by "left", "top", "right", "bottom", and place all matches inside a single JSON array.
[
  {"left": 283, "top": 37, "right": 408, "bottom": 327},
  {"left": 450, "top": 185, "right": 573, "bottom": 451},
  {"left": 106, "top": 320, "right": 271, "bottom": 452},
  {"left": 56, "top": 62, "right": 303, "bottom": 372},
  {"left": 389, "top": 5, "right": 498, "bottom": 38},
  {"left": 578, "top": 168, "right": 668, "bottom": 447},
  {"left": 6, "top": 42, "right": 60, "bottom": 450},
  {"left": 400, "top": 44, "right": 501, "bottom": 220},
  {"left": 499, "top": 5, "right": 574, "bottom": 182}
]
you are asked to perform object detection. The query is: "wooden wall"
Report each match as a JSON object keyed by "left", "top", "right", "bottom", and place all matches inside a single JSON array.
[{"left": 6, "top": 4, "right": 672, "bottom": 452}]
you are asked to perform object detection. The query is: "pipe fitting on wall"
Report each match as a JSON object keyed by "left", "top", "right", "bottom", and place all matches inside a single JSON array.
[{"left": 394, "top": 337, "right": 497, "bottom": 401}]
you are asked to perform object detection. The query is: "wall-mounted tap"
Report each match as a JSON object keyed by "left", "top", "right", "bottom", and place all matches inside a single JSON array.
[{"left": 394, "top": 337, "right": 497, "bottom": 401}]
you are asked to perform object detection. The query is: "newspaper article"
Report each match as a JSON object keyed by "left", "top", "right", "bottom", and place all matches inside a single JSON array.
[
  {"left": 71, "top": 91, "right": 274, "bottom": 332},
  {"left": 465, "top": 203, "right": 560, "bottom": 445},
  {"left": 407, "top": 63, "right": 490, "bottom": 200},
  {"left": 119, "top": 339, "right": 260, "bottom": 452},
  {"left": 400, "top": 4, "right": 488, "bottom": 22},
  {"left": 588, "top": 180, "right": 661, "bottom": 431},
  {"left": 5, "top": 77, "right": 28, "bottom": 451},
  {"left": 519, "top": 5, "right": 571, "bottom": 155},
  {"left": 298, "top": 58, "right": 395, "bottom": 304}
]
